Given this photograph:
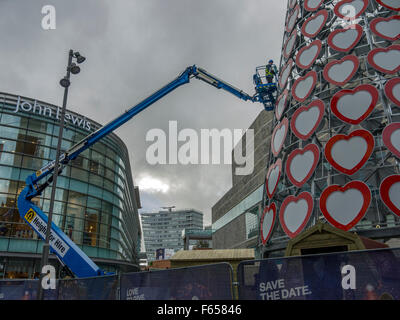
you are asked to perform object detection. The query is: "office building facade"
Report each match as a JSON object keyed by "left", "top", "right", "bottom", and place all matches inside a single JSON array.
[
  {"left": 141, "top": 208, "right": 203, "bottom": 261},
  {"left": 0, "top": 92, "right": 142, "bottom": 278}
]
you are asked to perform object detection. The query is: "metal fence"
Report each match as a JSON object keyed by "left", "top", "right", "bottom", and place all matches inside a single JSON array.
[
  {"left": 237, "top": 248, "right": 400, "bottom": 300},
  {"left": 1, "top": 249, "right": 400, "bottom": 300},
  {"left": 120, "top": 263, "right": 234, "bottom": 300},
  {"left": 0, "top": 262, "right": 233, "bottom": 300}
]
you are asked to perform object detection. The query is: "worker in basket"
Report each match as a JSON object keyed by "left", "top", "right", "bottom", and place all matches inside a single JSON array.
[{"left": 265, "top": 59, "right": 278, "bottom": 83}]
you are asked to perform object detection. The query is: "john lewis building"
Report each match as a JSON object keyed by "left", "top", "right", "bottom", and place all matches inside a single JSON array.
[{"left": 0, "top": 92, "right": 142, "bottom": 278}]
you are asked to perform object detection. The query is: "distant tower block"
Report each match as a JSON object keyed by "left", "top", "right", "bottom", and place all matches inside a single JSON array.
[{"left": 258, "top": 0, "right": 400, "bottom": 256}]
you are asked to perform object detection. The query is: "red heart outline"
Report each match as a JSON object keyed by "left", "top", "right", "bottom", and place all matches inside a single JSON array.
[
  {"left": 367, "top": 44, "right": 400, "bottom": 74},
  {"left": 291, "top": 99, "right": 325, "bottom": 141},
  {"left": 320, "top": 180, "right": 371, "bottom": 231},
  {"left": 323, "top": 55, "right": 359, "bottom": 86},
  {"left": 330, "top": 84, "right": 379, "bottom": 125},
  {"left": 327, "top": 24, "right": 363, "bottom": 52},
  {"left": 370, "top": 15, "right": 400, "bottom": 41},
  {"left": 271, "top": 118, "right": 289, "bottom": 157},
  {"left": 291, "top": 70, "right": 317, "bottom": 102},
  {"left": 266, "top": 158, "right": 282, "bottom": 199},
  {"left": 385, "top": 77, "right": 400, "bottom": 106},
  {"left": 286, "top": 143, "right": 320, "bottom": 188},
  {"left": 260, "top": 202, "right": 277, "bottom": 245},
  {"left": 301, "top": 9, "right": 329, "bottom": 38},
  {"left": 334, "top": 0, "right": 368, "bottom": 20},
  {"left": 275, "top": 89, "right": 289, "bottom": 121},
  {"left": 324, "top": 129, "right": 375, "bottom": 175},
  {"left": 304, "top": 0, "right": 325, "bottom": 12},
  {"left": 382, "top": 122, "right": 400, "bottom": 159},
  {"left": 380, "top": 175, "right": 400, "bottom": 217},
  {"left": 375, "top": 0, "right": 400, "bottom": 11},
  {"left": 279, "top": 191, "right": 314, "bottom": 238},
  {"left": 286, "top": 4, "right": 301, "bottom": 33},
  {"left": 296, "top": 40, "right": 323, "bottom": 70},
  {"left": 283, "top": 30, "right": 297, "bottom": 59},
  {"left": 279, "top": 59, "right": 294, "bottom": 89}
]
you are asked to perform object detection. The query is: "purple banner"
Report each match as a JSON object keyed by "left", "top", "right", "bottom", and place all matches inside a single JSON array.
[
  {"left": 238, "top": 248, "right": 400, "bottom": 300},
  {"left": 120, "top": 263, "right": 233, "bottom": 300}
]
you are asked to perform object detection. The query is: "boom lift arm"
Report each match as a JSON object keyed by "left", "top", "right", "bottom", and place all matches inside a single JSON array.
[{"left": 17, "top": 65, "right": 268, "bottom": 278}]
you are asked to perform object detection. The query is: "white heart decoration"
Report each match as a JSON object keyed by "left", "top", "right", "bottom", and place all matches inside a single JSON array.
[
  {"left": 331, "top": 137, "right": 367, "bottom": 170},
  {"left": 296, "top": 40, "right": 322, "bottom": 69},
  {"left": 267, "top": 166, "right": 280, "bottom": 197},
  {"left": 260, "top": 203, "right": 276, "bottom": 244},
  {"left": 385, "top": 78, "right": 400, "bottom": 106},
  {"left": 292, "top": 71, "right": 317, "bottom": 102},
  {"left": 370, "top": 16, "right": 400, "bottom": 41},
  {"left": 283, "top": 31, "right": 297, "bottom": 59},
  {"left": 286, "top": 5, "right": 300, "bottom": 33},
  {"left": 275, "top": 89, "right": 289, "bottom": 121},
  {"left": 386, "top": 180, "right": 400, "bottom": 210},
  {"left": 323, "top": 55, "right": 359, "bottom": 86},
  {"left": 330, "top": 84, "right": 379, "bottom": 125},
  {"left": 327, "top": 25, "right": 363, "bottom": 52},
  {"left": 324, "top": 129, "right": 374, "bottom": 175},
  {"left": 266, "top": 159, "right": 282, "bottom": 199},
  {"left": 289, "top": 152, "right": 314, "bottom": 182},
  {"left": 301, "top": 10, "right": 328, "bottom": 38},
  {"left": 286, "top": 144, "right": 320, "bottom": 187},
  {"left": 392, "top": 82, "right": 400, "bottom": 104},
  {"left": 271, "top": 118, "right": 289, "bottom": 157},
  {"left": 367, "top": 45, "right": 400, "bottom": 74},
  {"left": 382, "top": 122, "right": 400, "bottom": 159},
  {"left": 294, "top": 107, "right": 320, "bottom": 136},
  {"left": 279, "top": 59, "right": 293, "bottom": 89},
  {"left": 320, "top": 181, "right": 371, "bottom": 231},
  {"left": 295, "top": 77, "right": 314, "bottom": 99},
  {"left": 282, "top": 199, "right": 309, "bottom": 233},
  {"left": 375, "top": 0, "right": 400, "bottom": 11},
  {"left": 334, "top": 0, "right": 368, "bottom": 19},
  {"left": 380, "top": 175, "right": 400, "bottom": 217},
  {"left": 291, "top": 99, "right": 325, "bottom": 141},
  {"left": 305, "top": 0, "right": 325, "bottom": 11},
  {"left": 390, "top": 129, "right": 400, "bottom": 153},
  {"left": 279, "top": 192, "right": 314, "bottom": 238}
]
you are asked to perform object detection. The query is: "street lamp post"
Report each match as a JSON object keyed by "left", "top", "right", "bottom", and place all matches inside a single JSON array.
[{"left": 37, "top": 49, "right": 85, "bottom": 300}]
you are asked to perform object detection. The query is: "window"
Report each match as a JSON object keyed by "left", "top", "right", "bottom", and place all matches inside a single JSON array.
[
  {"left": 83, "top": 208, "right": 99, "bottom": 246},
  {"left": 67, "top": 190, "right": 87, "bottom": 207},
  {"left": 64, "top": 204, "right": 84, "bottom": 244},
  {"left": 71, "top": 167, "right": 89, "bottom": 182}
]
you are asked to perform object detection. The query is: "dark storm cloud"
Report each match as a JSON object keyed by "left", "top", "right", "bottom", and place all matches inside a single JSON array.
[{"left": 0, "top": 0, "right": 287, "bottom": 226}]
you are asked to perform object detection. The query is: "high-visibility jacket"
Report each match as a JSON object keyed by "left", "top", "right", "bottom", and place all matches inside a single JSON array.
[{"left": 265, "top": 64, "right": 277, "bottom": 77}]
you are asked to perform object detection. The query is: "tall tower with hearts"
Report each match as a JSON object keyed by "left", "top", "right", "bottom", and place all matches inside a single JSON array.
[{"left": 259, "top": 0, "right": 400, "bottom": 257}]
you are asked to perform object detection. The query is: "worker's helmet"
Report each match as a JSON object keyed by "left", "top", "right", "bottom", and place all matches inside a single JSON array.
[{"left": 268, "top": 59, "right": 273, "bottom": 64}]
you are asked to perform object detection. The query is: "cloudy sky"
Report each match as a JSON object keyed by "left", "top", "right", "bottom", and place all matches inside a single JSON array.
[{"left": 0, "top": 0, "right": 287, "bottom": 226}]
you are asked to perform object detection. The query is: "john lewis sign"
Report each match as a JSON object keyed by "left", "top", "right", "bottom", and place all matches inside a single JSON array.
[{"left": 13, "top": 96, "right": 92, "bottom": 131}]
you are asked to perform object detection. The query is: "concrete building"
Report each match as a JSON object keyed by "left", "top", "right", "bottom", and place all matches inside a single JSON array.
[
  {"left": 141, "top": 208, "right": 203, "bottom": 261},
  {"left": 212, "top": 110, "right": 274, "bottom": 250},
  {"left": 0, "top": 92, "right": 142, "bottom": 278}
]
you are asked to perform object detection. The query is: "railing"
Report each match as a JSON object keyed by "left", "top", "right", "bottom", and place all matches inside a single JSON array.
[{"left": 0, "top": 248, "right": 399, "bottom": 300}]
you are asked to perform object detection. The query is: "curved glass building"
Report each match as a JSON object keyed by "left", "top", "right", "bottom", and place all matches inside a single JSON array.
[{"left": 0, "top": 92, "right": 141, "bottom": 278}]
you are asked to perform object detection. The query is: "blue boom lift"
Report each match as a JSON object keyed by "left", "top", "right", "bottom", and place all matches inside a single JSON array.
[
  {"left": 253, "top": 65, "right": 278, "bottom": 111},
  {"left": 17, "top": 65, "right": 277, "bottom": 278}
]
